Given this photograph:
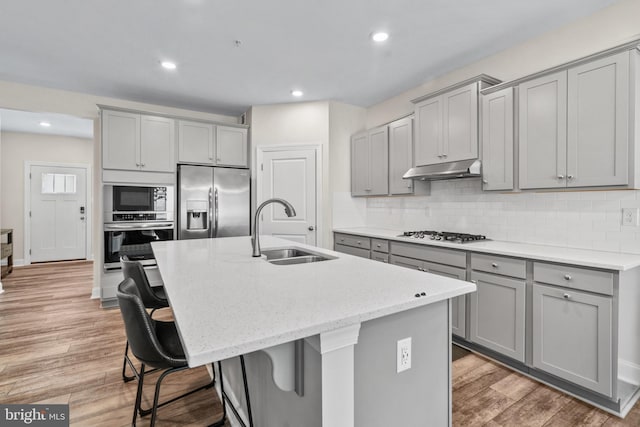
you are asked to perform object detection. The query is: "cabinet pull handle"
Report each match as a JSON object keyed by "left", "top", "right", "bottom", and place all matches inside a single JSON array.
[
  {"left": 491, "top": 262, "right": 498, "bottom": 268},
  {"left": 564, "top": 274, "right": 572, "bottom": 281},
  {"left": 557, "top": 175, "right": 565, "bottom": 180},
  {"left": 563, "top": 293, "right": 571, "bottom": 299}
]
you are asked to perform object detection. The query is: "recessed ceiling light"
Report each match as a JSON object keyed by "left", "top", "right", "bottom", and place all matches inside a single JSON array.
[
  {"left": 39, "top": 121, "right": 51, "bottom": 127},
  {"left": 161, "top": 61, "right": 177, "bottom": 70},
  {"left": 291, "top": 90, "right": 303, "bottom": 97},
  {"left": 371, "top": 32, "right": 389, "bottom": 42}
]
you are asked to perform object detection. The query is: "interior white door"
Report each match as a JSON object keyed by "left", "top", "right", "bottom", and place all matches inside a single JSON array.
[
  {"left": 260, "top": 148, "right": 317, "bottom": 245},
  {"left": 30, "top": 165, "right": 87, "bottom": 262}
]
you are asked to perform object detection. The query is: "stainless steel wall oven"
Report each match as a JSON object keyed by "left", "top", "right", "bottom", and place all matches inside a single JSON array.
[{"left": 103, "top": 185, "right": 175, "bottom": 271}]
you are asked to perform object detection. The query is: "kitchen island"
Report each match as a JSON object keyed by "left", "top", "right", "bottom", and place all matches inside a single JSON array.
[{"left": 151, "top": 235, "right": 475, "bottom": 427}]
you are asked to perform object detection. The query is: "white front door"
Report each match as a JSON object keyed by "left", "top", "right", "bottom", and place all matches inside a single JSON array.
[
  {"left": 30, "top": 165, "right": 87, "bottom": 262},
  {"left": 259, "top": 148, "right": 317, "bottom": 245}
]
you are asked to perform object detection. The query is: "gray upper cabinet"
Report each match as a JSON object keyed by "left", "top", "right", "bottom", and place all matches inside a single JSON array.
[
  {"left": 518, "top": 70, "right": 568, "bottom": 189},
  {"left": 519, "top": 50, "right": 631, "bottom": 189},
  {"left": 481, "top": 87, "right": 514, "bottom": 191},
  {"left": 351, "top": 126, "right": 389, "bottom": 196},
  {"left": 102, "top": 110, "right": 140, "bottom": 171},
  {"left": 532, "top": 283, "right": 612, "bottom": 397},
  {"left": 216, "top": 125, "right": 248, "bottom": 167},
  {"left": 567, "top": 51, "right": 629, "bottom": 187},
  {"left": 178, "top": 120, "right": 215, "bottom": 165},
  {"left": 351, "top": 132, "right": 370, "bottom": 196},
  {"left": 414, "top": 96, "right": 443, "bottom": 166},
  {"left": 444, "top": 82, "right": 479, "bottom": 163},
  {"left": 140, "top": 115, "right": 175, "bottom": 172},
  {"left": 413, "top": 78, "right": 500, "bottom": 167},
  {"left": 178, "top": 122, "right": 248, "bottom": 168},
  {"left": 388, "top": 117, "right": 414, "bottom": 195},
  {"left": 102, "top": 109, "right": 175, "bottom": 172}
]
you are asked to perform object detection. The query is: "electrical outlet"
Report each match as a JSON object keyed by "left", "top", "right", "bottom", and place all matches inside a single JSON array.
[
  {"left": 397, "top": 337, "right": 412, "bottom": 373},
  {"left": 622, "top": 208, "right": 639, "bottom": 226}
]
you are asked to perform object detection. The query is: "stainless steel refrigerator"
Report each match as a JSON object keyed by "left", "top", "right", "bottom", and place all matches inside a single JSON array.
[{"left": 177, "top": 165, "right": 250, "bottom": 240}]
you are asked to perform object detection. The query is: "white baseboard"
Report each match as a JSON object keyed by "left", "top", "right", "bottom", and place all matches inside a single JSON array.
[
  {"left": 90, "top": 287, "right": 101, "bottom": 299},
  {"left": 1, "top": 258, "right": 24, "bottom": 267},
  {"left": 619, "top": 359, "right": 640, "bottom": 386}
]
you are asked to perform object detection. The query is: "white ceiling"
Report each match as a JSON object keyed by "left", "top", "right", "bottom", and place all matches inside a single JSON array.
[
  {"left": 0, "top": 0, "right": 621, "bottom": 117},
  {"left": 0, "top": 109, "right": 94, "bottom": 139}
]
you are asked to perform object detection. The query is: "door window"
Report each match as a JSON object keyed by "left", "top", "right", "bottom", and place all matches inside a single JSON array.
[{"left": 41, "top": 173, "right": 77, "bottom": 194}]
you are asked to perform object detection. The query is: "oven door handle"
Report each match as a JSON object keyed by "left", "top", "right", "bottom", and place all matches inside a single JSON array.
[{"left": 104, "top": 223, "right": 174, "bottom": 231}]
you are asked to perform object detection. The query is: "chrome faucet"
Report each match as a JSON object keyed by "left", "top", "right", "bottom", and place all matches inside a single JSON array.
[{"left": 252, "top": 198, "right": 297, "bottom": 257}]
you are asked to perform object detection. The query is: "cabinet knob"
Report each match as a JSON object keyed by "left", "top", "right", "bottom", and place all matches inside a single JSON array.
[
  {"left": 376, "top": 244, "right": 381, "bottom": 248},
  {"left": 557, "top": 175, "right": 565, "bottom": 180},
  {"left": 442, "top": 154, "right": 447, "bottom": 159},
  {"left": 563, "top": 293, "right": 571, "bottom": 299},
  {"left": 418, "top": 267, "right": 424, "bottom": 271},
  {"left": 308, "top": 226, "right": 315, "bottom": 231},
  {"left": 482, "top": 179, "right": 488, "bottom": 184},
  {"left": 135, "top": 163, "right": 140, "bottom": 167},
  {"left": 140, "top": 163, "right": 145, "bottom": 167},
  {"left": 356, "top": 241, "right": 361, "bottom": 245},
  {"left": 567, "top": 175, "right": 574, "bottom": 180},
  {"left": 564, "top": 274, "right": 572, "bottom": 281},
  {"left": 471, "top": 280, "right": 477, "bottom": 284},
  {"left": 217, "top": 158, "right": 221, "bottom": 161},
  {"left": 491, "top": 262, "right": 498, "bottom": 268}
]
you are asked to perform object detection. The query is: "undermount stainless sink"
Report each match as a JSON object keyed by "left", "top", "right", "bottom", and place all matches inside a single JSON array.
[{"left": 262, "top": 247, "right": 335, "bottom": 265}]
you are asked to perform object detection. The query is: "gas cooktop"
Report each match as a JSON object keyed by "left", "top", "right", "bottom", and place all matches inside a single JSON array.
[{"left": 399, "top": 231, "right": 489, "bottom": 244}]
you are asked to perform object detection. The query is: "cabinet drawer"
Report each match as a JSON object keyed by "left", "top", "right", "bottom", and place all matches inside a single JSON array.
[
  {"left": 1, "top": 243, "right": 12, "bottom": 259},
  {"left": 390, "top": 241, "right": 466, "bottom": 268},
  {"left": 533, "top": 262, "right": 613, "bottom": 296},
  {"left": 371, "top": 252, "right": 389, "bottom": 263},
  {"left": 471, "top": 253, "right": 526, "bottom": 279},
  {"left": 371, "top": 239, "right": 389, "bottom": 253},
  {"left": 334, "top": 233, "right": 371, "bottom": 250},
  {"left": 389, "top": 255, "right": 423, "bottom": 271},
  {"left": 334, "top": 243, "right": 370, "bottom": 259}
]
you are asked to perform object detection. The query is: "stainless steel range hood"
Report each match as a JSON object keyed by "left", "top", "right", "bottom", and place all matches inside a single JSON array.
[{"left": 403, "top": 159, "right": 482, "bottom": 181}]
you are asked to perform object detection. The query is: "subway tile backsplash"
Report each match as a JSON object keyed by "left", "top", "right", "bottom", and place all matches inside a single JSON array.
[{"left": 362, "top": 179, "right": 640, "bottom": 254}]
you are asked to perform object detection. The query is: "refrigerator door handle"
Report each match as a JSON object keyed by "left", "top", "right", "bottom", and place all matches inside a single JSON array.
[
  {"left": 214, "top": 188, "right": 219, "bottom": 238},
  {"left": 208, "top": 187, "right": 214, "bottom": 238}
]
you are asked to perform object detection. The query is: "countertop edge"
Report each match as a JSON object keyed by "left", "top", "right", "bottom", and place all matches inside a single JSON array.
[{"left": 333, "top": 228, "right": 640, "bottom": 271}]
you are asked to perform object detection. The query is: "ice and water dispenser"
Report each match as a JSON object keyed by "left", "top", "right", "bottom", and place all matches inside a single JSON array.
[{"left": 186, "top": 200, "right": 208, "bottom": 230}]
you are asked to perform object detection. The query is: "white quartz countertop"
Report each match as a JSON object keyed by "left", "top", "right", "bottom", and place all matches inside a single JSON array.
[
  {"left": 152, "top": 236, "right": 475, "bottom": 367},
  {"left": 334, "top": 227, "right": 640, "bottom": 271}
]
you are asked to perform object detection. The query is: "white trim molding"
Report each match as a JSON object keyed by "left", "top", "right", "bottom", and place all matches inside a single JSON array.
[
  {"left": 318, "top": 323, "right": 361, "bottom": 427},
  {"left": 619, "top": 359, "right": 640, "bottom": 386}
]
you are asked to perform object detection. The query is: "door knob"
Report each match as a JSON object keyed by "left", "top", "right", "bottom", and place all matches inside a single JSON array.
[{"left": 308, "top": 226, "right": 315, "bottom": 231}]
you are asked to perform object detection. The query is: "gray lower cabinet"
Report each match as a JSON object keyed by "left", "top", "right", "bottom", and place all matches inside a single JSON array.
[
  {"left": 469, "top": 271, "right": 526, "bottom": 362},
  {"left": 389, "top": 252, "right": 467, "bottom": 338},
  {"left": 371, "top": 252, "right": 389, "bottom": 263},
  {"left": 532, "top": 283, "right": 612, "bottom": 397},
  {"left": 425, "top": 262, "right": 466, "bottom": 339},
  {"left": 334, "top": 243, "right": 370, "bottom": 259}
]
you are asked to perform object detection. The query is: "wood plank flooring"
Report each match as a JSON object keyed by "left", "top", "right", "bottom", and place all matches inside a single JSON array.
[{"left": 1, "top": 261, "right": 639, "bottom": 426}]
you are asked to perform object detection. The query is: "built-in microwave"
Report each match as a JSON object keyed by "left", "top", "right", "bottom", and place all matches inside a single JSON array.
[{"left": 104, "top": 185, "right": 175, "bottom": 222}]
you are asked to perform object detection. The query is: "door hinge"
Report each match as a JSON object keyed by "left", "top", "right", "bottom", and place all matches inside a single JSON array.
[
  {"left": 29, "top": 211, "right": 32, "bottom": 218},
  {"left": 29, "top": 173, "right": 32, "bottom": 179},
  {"left": 29, "top": 249, "right": 31, "bottom": 255},
  {"left": 260, "top": 163, "right": 263, "bottom": 171}
]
